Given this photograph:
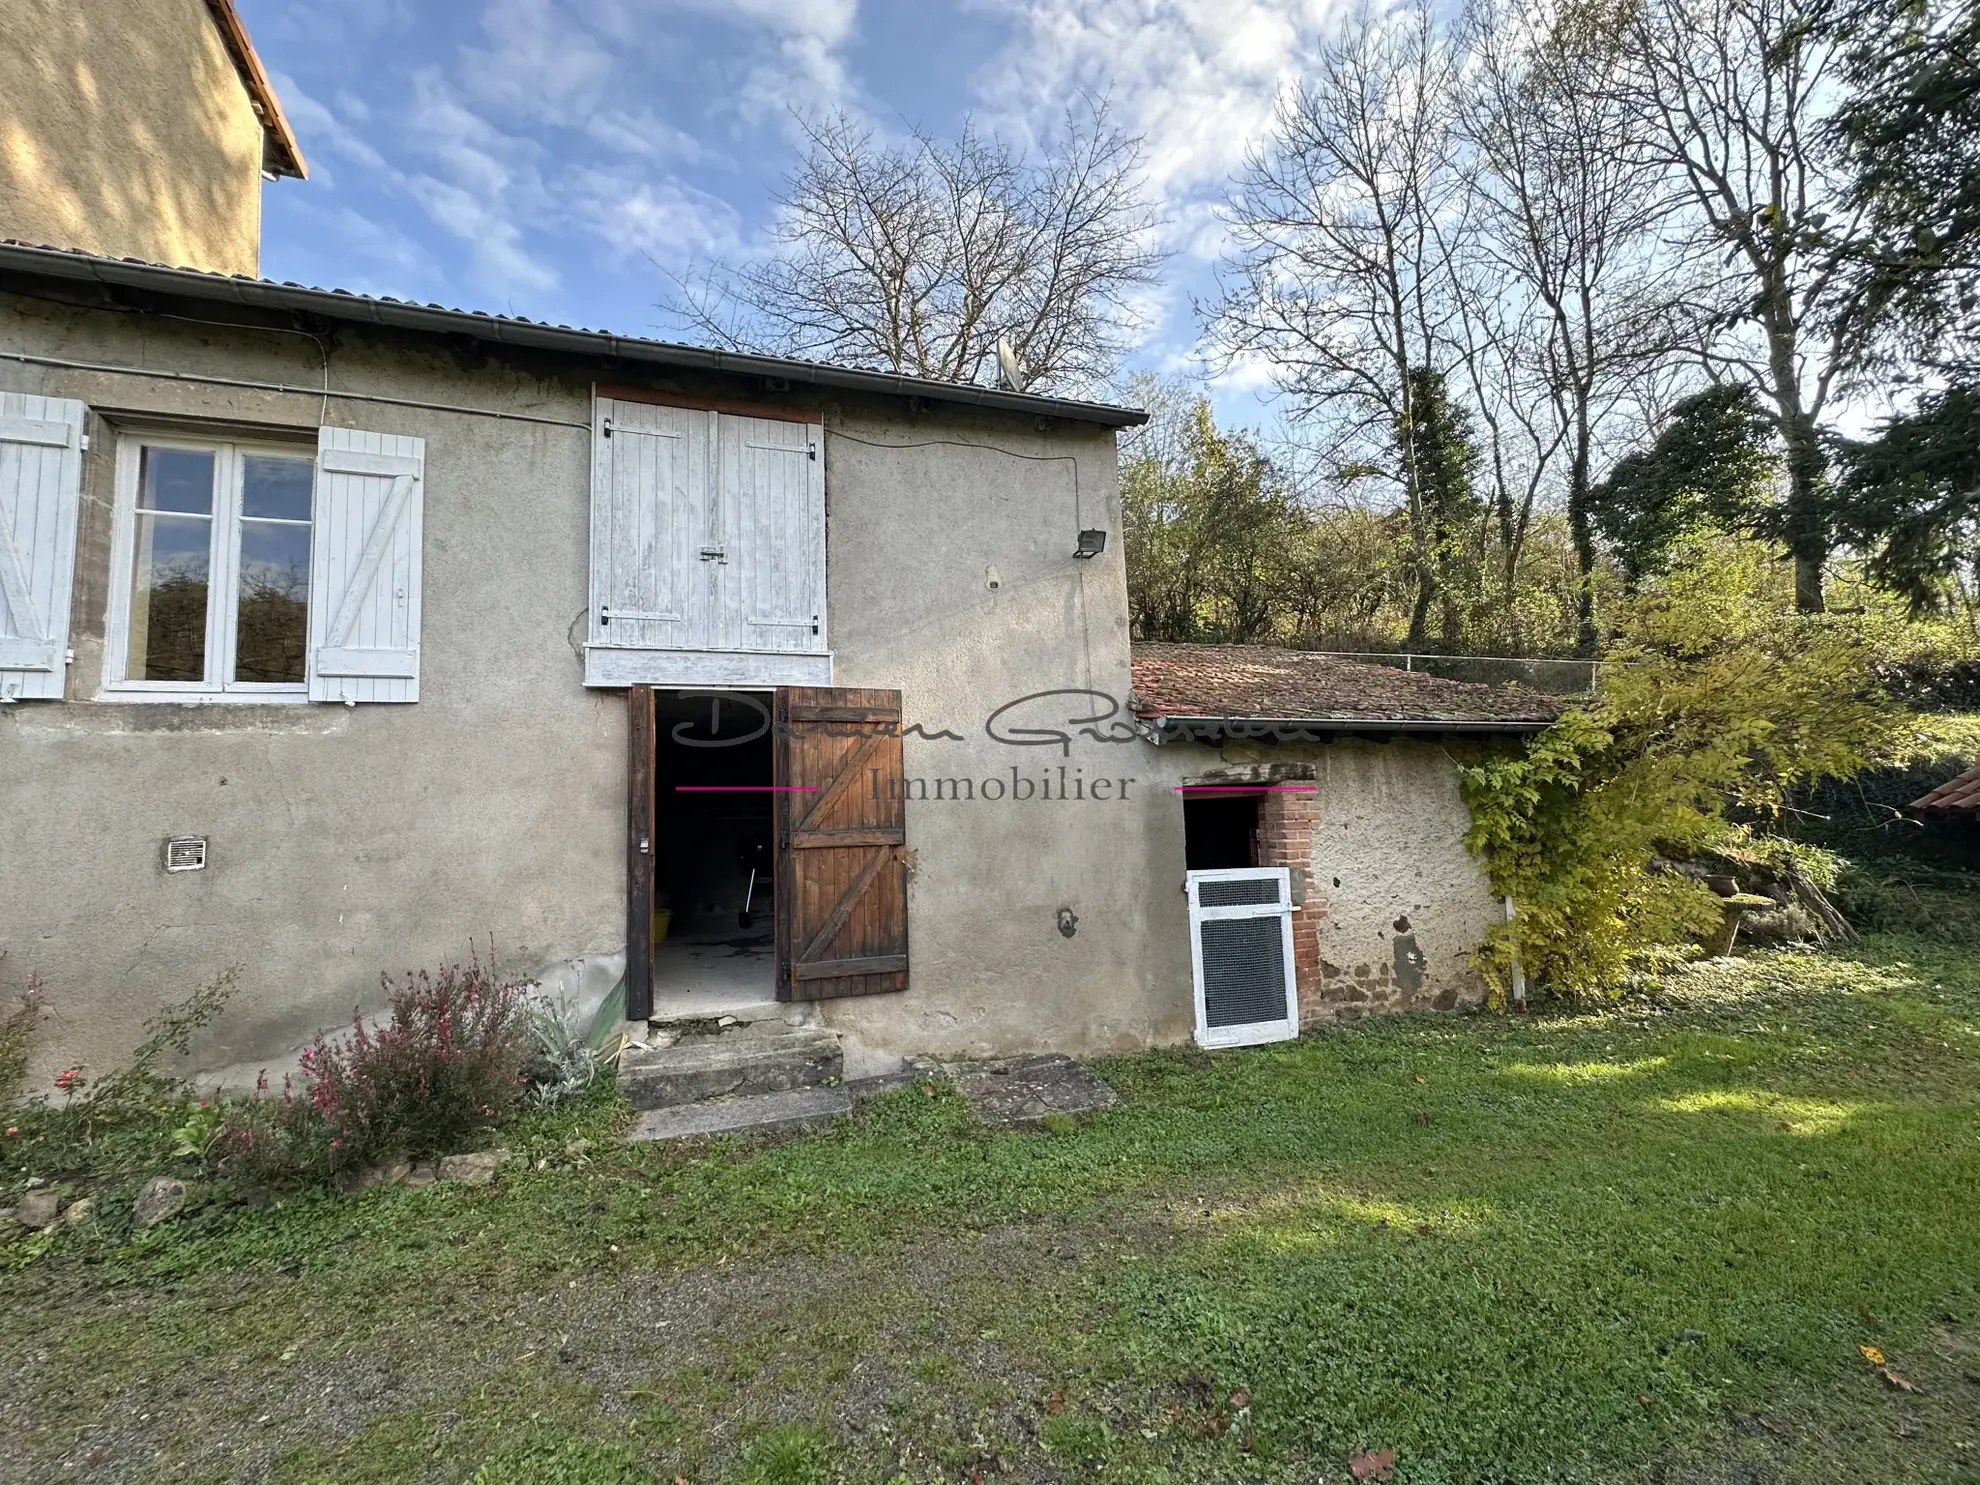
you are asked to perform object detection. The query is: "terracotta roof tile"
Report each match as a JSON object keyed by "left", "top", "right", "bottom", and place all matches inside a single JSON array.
[
  {"left": 1130, "top": 642, "right": 1565, "bottom": 731},
  {"left": 1913, "top": 760, "right": 1980, "bottom": 814}
]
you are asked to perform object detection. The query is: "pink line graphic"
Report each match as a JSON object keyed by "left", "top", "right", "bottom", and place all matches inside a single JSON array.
[
  {"left": 1171, "top": 784, "right": 1318, "bottom": 793},
  {"left": 674, "top": 785, "right": 821, "bottom": 793}
]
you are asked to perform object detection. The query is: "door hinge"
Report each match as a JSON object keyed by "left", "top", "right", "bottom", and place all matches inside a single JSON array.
[{"left": 699, "top": 546, "right": 727, "bottom": 564}]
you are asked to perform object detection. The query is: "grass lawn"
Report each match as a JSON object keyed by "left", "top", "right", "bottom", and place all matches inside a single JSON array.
[{"left": 3, "top": 935, "right": 1978, "bottom": 1484}]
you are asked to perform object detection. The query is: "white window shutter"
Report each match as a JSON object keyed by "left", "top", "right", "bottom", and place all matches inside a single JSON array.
[
  {"left": 720, "top": 413, "right": 826, "bottom": 655},
  {"left": 306, "top": 426, "right": 425, "bottom": 703},
  {"left": 0, "top": 394, "right": 86, "bottom": 701},
  {"left": 588, "top": 398, "right": 704, "bottom": 656}
]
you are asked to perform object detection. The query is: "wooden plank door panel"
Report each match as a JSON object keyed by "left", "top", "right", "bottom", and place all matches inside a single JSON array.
[{"left": 774, "top": 686, "right": 908, "bottom": 1002}]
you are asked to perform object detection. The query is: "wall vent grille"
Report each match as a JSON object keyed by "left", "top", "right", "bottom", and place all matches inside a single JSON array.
[{"left": 164, "top": 837, "right": 208, "bottom": 873}]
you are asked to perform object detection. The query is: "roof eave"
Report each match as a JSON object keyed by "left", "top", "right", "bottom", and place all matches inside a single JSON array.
[
  {"left": 0, "top": 243, "right": 1149, "bottom": 428},
  {"left": 203, "top": 0, "right": 308, "bottom": 179}
]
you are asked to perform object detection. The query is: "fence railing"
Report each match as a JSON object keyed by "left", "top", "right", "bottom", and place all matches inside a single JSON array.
[{"left": 1302, "top": 650, "right": 1601, "bottom": 695}]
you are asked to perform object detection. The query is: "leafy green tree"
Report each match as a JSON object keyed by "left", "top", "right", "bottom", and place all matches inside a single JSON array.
[
  {"left": 1587, "top": 384, "right": 1777, "bottom": 585},
  {"left": 1121, "top": 400, "right": 1307, "bottom": 642},
  {"left": 1832, "top": 385, "right": 1980, "bottom": 614},
  {"left": 1462, "top": 536, "right": 1896, "bottom": 998},
  {"left": 1827, "top": 0, "right": 1980, "bottom": 372},
  {"left": 1399, "top": 367, "right": 1490, "bottom": 649}
]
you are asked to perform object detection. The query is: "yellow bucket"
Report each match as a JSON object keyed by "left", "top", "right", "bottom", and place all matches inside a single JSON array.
[{"left": 651, "top": 907, "right": 672, "bottom": 944}]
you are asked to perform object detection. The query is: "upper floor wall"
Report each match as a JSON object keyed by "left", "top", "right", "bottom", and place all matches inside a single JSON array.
[{"left": 0, "top": 0, "right": 303, "bottom": 276}]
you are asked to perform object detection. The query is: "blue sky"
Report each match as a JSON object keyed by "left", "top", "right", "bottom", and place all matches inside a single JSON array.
[{"left": 239, "top": 0, "right": 1344, "bottom": 424}]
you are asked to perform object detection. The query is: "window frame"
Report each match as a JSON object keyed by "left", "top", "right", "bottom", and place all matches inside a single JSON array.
[{"left": 101, "top": 427, "right": 317, "bottom": 703}]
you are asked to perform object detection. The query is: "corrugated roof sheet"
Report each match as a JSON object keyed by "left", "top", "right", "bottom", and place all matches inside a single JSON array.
[
  {"left": 1913, "top": 760, "right": 1980, "bottom": 815},
  {"left": 0, "top": 241, "right": 1148, "bottom": 429},
  {"left": 1131, "top": 642, "right": 1564, "bottom": 731}
]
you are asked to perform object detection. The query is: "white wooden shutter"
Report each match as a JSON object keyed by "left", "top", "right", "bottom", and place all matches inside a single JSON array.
[
  {"left": 0, "top": 394, "right": 86, "bottom": 701},
  {"left": 306, "top": 426, "right": 424, "bottom": 703},
  {"left": 588, "top": 398, "right": 705, "bottom": 662},
  {"left": 716, "top": 413, "right": 826, "bottom": 655}
]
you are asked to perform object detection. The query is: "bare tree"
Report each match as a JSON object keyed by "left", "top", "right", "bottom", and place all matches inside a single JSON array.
[
  {"left": 1457, "top": 0, "right": 1685, "bottom": 650},
  {"left": 1211, "top": 1, "right": 1471, "bottom": 647},
  {"left": 666, "top": 101, "right": 1163, "bottom": 395},
  {"left": 1623, "top": 0, "right": 1867, "bottom": 611}
]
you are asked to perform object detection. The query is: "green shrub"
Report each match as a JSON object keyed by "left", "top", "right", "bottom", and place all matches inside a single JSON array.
[
  {"left": 1833, "top": 861, "right": 1980, "bottom": 941},
  {"left": 203, "top": 1076, "right": 335, "bottom": 1188},
  {"left": 300, "top": 949, "right": 533, "bottom": 1168}
]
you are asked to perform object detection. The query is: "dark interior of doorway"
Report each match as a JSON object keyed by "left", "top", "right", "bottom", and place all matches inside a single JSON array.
[
  {"left": 1184, "top": 793, "right": 1261, "bottom": 870},
  {"left": 652, "top": 689, "right": 776, "bottom": 1010}
]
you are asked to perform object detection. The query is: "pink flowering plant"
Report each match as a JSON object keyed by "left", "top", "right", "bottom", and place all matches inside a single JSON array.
[
  {"left": 205, "top": 1071, "right": 332, "bottom": 1187},
  {"left": 298, "top": 947, "right": 534, "bottom": 1170},
  {"left": 0, "top": 972, "right": 46, "bottom": 1109}
]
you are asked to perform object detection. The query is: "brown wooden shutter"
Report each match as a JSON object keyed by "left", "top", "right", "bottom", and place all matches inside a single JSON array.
[
  {"left": 774, "top": 686, "right": 908, "bottom": 1001},
  {"left": 626, "top": 684, "right": 657, "bottom": 1021}
]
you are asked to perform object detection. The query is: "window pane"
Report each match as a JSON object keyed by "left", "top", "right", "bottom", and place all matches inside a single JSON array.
[
  {"left": 241, "top": 455, "right": 314, "bottom": 521},
  {"left": 235, "top": 520, "right": 311, "bottom": 683},
  {"left": 127, "top": 513, "right": 210, "bottom": 682},
  {"left": 138, "top": 447, "right": 216, "bottom": 514}
]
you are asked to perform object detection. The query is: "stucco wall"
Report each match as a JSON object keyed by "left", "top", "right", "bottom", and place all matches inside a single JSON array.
[
  {"left": 1134, "top": 738, "right": 1498, "bottom": 1021},
  {"left": 0, "top": 284, "right": 1499, "bottom": 1085},
  {"left": 0, "top": 0, "right": 266, "bottom": 275},
  {"left": 818, "top": 422, "right": 1192, "bottom": 1056},
  {"left": 0, "top": 292, "right": 622, "bottom": 1083}
]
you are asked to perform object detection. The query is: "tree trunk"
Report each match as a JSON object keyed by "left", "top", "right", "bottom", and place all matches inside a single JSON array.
[
  {"left": 1782, "top": 415, "right": 1828, "bottom": 613},
  {"left": 1566, "top": 434, "right": 1599, "bottom": 657}
]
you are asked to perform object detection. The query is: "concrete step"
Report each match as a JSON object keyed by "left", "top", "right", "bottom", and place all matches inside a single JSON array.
[
  {"left": 619, "top": 1025, "right": 843, "bottom": 1111},
  {"left": 627, "top": 1085, "right": 852, "bottom": 1142}
]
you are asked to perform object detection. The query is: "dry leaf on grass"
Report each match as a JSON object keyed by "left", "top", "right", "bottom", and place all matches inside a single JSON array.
[
  {"left": 1349, "top": 1446, "right": 1396, "bottom": 1479},
  {"left": 1861, "top": 1344, "right": 1887, "bottom": 1366}
]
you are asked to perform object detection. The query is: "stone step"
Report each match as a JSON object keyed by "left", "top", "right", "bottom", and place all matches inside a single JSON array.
[
  {"left": 619, "top": 1025, "right": 842, "bottom": 1111},
  {"left": 627, "top": 1085, "right": 852, "bottom": 1142}
]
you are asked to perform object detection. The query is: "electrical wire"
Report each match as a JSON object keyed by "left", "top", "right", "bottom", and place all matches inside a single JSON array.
[{"left": 0, "top": 349, "right": 593, "bottom": 429}]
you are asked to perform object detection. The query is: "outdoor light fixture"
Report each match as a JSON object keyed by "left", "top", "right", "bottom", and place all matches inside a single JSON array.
[{"left": 1073, "top": 529, "right": 1107, "bottom": 559}]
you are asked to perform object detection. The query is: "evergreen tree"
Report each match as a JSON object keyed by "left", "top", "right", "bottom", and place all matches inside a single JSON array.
[{"left": 1587, "top": 385, "right": 1777, "bottom": 586}]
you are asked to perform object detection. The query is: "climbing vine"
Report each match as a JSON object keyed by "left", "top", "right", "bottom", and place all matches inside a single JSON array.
[{"left": 1461, "top": 538, "right": 1901, "bottom": 1001}]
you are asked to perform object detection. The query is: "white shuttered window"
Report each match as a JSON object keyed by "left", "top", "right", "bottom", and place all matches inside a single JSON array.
[
  {"left": 102, "top": 430, "right": 318, "bottom": 701},
  {"left": 586, "top": 397, "right": 829, "bottom": 688},
  {"left": 0, "top": 394, "right": 86, "bottom": 701}
]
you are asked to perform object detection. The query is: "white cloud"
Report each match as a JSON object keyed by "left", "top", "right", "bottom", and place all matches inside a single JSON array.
[
  {"left": 458, "top": 0, "right": 617, "bottom": 125},
  {"left": 273, "top": 72, "right": 390, "bottom": 176},
  {"left": 266, "top": 0, "right": 867, "bottom": 312},
  {"left": 574, "top": 171, "right": 744, "bottom": 264},
  {"left": 971, "top": 0, "right": 1342, "bottom": 251}
]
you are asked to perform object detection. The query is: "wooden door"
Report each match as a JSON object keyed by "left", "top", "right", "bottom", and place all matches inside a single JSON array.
[{"left": 774, "top": 687, "right": 908, "bottom": 1001}]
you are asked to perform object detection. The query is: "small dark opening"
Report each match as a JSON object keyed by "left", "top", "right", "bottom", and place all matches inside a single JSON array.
[{"left": 1184, "top": 794, "right": 1261, "bottom": 870}]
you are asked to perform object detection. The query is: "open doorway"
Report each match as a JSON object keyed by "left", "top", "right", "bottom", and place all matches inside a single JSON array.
[
  {"left": 650, "top": 689, "right": 776, "bottom": 1016},
  {"left": 1183, "top": 792, "right": 1261, "bottom": 870}
]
